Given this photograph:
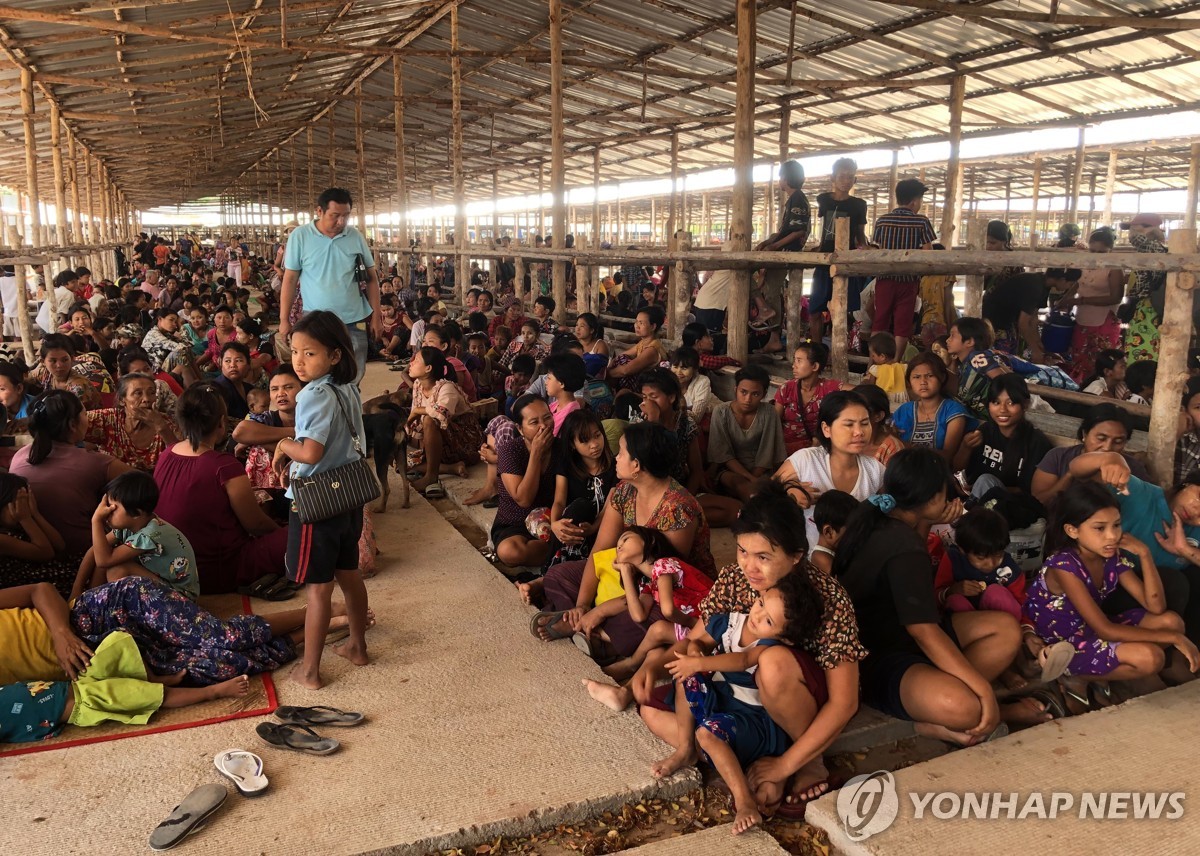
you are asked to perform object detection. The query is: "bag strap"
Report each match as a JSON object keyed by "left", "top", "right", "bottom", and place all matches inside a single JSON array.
[{"left": 328, "top": 384, "right": 365, "bottom": 459}]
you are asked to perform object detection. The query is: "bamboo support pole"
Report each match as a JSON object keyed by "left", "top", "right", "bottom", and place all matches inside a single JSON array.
[
  {"left": 355, "top": 85, "right": 367, "bottom": 231},
  {"left": 726, "top": 0, "right": 756, "bottom": 364},
  {"left": 4, "top": 224, "right": 35, "bottom": 365},
  {"left": 451, "top": 5, "right": 468, "bottom": 304},
  {"left": 327, "top": 111, "right": 336, "bottom": 186},
  {"left": 68, "top": 131, "right": 82, "bottom": 248},
  {"left": 1030, "top": 156, "right": 1042, "bottom": 247},
  {"left": 672, "top": 231, "right": 693, "bottom": 347},
  {"left": 590, "top": 147, "right": 601, "bottom": 310},
  {"left": 20, "top": 67, "right": 41, "bottom": 251},
  {"left": 1068, "top": 127, "right": 1085, "bottom": 223},
  {"left": 1101, "top": 150, "right": 1118, "bottom": 227},
  {"left": 940, "top": 76, "right": 965, "bottom": 245},
  {"left": 390, "top": 60, "right": 406, "bottom": 252},
  {"left": 1148, "top": 227, "right": 1198, "bottom": 483},
  {"left": 830, "top": 218, "right": 850, "bottom": 381},
  {"left": 575, "top": 235, "right": 591, "bottom": 314},
  {"left": 964, "top": 217, "right": 987, "bottom": 317},
  {"left": 549, "top": 0, "right": 567, "bottom": 324},
  {"left": 1187, "top": 144, "right": 1200, "bottom": 231},
  {"left": 50, "top": 103, "right": 68, "bottom": 269},
  {"left": 665, "top": 131, "right": 680, "bottom": 339},
  {"left": 306, "top": 126, "right": 314, "bottom": 207},
  {"left": 538, "top": 163, "right": 545, "bottom": 237}
]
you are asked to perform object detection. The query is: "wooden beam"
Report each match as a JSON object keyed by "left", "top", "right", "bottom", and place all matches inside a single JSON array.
[
  {"left": 1030, "top": 155, "right": 1043, "bottom": 247},
  {"left": 19, "top": 67, "right": 42, "bottom": 251},
  {"left": 940, "top": 76, "right": 965, "bottom": 244},
  {"left": 393, "top": 57, "right": 408, "bottom": 248},
  {"left": 451, "top": 4, "right": 468, "bottom": 302},
  {"left": 869, "top": 0, "right": 1200, "bottom": 30},
  {"left": 830, "top": 217, "right": 850, "bottom": 381},
  {"left": 549, "top": 0, "right": 567, "bottom": 324},
  {"left": 1187, "top": 143, "right": 1200, "bottom": 231},
  {"left": 49, "top": 101, "right": 68, "bottom": 256},
  {"left": 1068, "top": 126, "right": 1086, "bottom": 223},
  {"left": 355, "top": 84, "right": 366, "bottom": 232},
  {"left": 67, "top": 129, "right": 82, "bottom": 246},
  {"left": 3, "top": 224, "right": 34, "bottom": 365},
  {"left": 727, "top": 0, "right": 756, "bottom": 364},
  {"left": 1148, "top": 227, "right": 1198, "bottom": 482}
]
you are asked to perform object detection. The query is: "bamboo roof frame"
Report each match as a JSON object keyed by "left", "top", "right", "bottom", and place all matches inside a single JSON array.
[{"left": 0, "top": 1, "right": 1198, "bottom": 212}]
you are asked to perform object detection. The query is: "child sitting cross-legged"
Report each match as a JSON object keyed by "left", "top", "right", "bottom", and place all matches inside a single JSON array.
[
  {"left": 637, "top": 571, "right": 821, "bottom": 835},
  {"left": 601, "top": 526, "right": 714, "bottom": 681},
  {"left": 0, "top": 631, "right": 249, "bottom": 746},
  {"left": 73, "top": 470, "right": 199, "bottom": 600},
  {"left": 808, "top": 488, "right": 857, "bottom": 575}
]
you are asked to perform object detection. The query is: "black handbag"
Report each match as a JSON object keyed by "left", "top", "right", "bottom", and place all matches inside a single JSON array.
[{"left": 290, "top": 386, "right": 381, "bottom": 523}]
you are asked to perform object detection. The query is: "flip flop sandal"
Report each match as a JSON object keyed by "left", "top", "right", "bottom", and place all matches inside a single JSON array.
[
  {"left": 1027, "top": 687, "right": 1068, "bottom": 720},
  {"left": 256, "top": 722, "right": 341, "bottom": 756},
  {"left": 482, "top": 496, "right": 499, "bottom": 509},
  {"left": 982, "top": 722, "right": 1009, "bottom": 743},
  {"left": 1038, "top": 640, "right": 1076, "bottom": 683},
  {"left": 572, "top": 632, "right": 594, "bottom": 657},
  {"left": 237, "top": 573, "right": 280, "bottom": 599},
  {"left": 773, "top": 780, "right": 832, "bottom": 822},
  {"left": 529, "top": 609, "right": 571, "bottom": 641},
  {"left": 423, "top": 482, "right": 447, "bottom": 499},
  {"left": 275, "top": 705, "right": 366, "bottom": 727},
  {"left": 260, "top": 577, "right": 301, "bottom": 602},
  {"left": 148, "top": 783, "right": 228, "bottom": 851},
  {"left": 479, "top": 546, "right": 499, "bottom": 562},
  {"left": 213, "top": 749, "right": 269, "bottom": 797}
]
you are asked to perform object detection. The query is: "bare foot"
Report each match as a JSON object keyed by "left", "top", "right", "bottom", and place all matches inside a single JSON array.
[
  {"left": 517, "top": 577, "right": 544, "bottom": 606},
  {"left": 1000, "top": 697, "right": 1051, "bottom": 727},
  {"left": 602, "top": 657, "right": 637, "bottom": 682},
  {"left": 464, "top": 486, "right": 495, "bottom": 506},
  {"left": 999, "top": 667, "right": 1029, "bottom": 693},
  {"left": 410, "top": 475, "right": 435, "bottom": 493},
  {"left": 333, "top": 640, "right": 370, "bottom": 666},
  {"left": 914, "top": 721, "right": 977, "bottom": 746},
  {"left": 583, "top": 678, "right": 632, "bottom": 712},
  {"left": 650, "top": 745, "right": 696, "bottom": 779},
  {"left": 449, "top": 462, "right": 468, "bottom": 479},
  {"left": 212, "top": 674, "right": 251, "bottom": 699},
  {"left": 289, "top": 666, "right": 323, "bottom": 690},
  {"left": 732, "top": 806, "right": 763, "bottom": 835},
  {"left": 786, "top": 758, "right": 830, "bottom": 806}
]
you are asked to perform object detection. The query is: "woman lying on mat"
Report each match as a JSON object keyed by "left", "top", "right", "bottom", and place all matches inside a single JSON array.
[
  {"left": 0, "top": 578, "right": 367, "bottom": 686},
  {"left": 0, "top": 631, "right": 250, "bottom": 745}
]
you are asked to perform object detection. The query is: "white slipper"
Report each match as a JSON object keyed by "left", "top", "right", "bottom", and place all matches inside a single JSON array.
[
  {"left": 1039, "top": 640, "right": 1076, "bottom": 684},
  {"left": 214, "top": 749, "right": 269, "bottom": 797}
]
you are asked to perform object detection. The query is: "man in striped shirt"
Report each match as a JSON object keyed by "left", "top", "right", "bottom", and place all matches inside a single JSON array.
[{"left": 871, "top": 178, "right": 937, "bottom": 356}]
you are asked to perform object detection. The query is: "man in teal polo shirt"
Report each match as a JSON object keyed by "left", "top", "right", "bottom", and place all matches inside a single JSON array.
[{"left": 279, "top": 187, "right": 382, "bottom": 383}]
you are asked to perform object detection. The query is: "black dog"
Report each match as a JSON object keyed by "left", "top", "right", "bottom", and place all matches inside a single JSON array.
[{"left": 362, "top": 402, "right": 409, "bottom": 512}]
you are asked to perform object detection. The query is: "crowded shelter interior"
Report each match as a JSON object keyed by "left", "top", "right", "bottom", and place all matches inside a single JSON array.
[{"left": 3, "top": 0, "right": 1200, "bottom": 853}]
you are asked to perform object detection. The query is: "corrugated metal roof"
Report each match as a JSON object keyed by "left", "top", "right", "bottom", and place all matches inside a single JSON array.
[{"left": 0, "top": 0, "right": 1197, "bottom": 213}]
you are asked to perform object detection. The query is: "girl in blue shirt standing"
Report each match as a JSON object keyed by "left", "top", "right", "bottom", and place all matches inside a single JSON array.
[{"left": 272, "top": 310, "right": 370, "bottom": 690}]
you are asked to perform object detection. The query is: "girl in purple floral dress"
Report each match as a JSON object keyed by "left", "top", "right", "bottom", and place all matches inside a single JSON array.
[{"left": 1024, "top": 482, "right": 1198, "bottom": 696}]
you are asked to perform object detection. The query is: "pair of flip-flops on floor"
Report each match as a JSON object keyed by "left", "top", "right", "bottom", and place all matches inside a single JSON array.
[
  {"left": 148, "top": 750, "right": 268, "bottom": 851},
  {"left": 147, "top": 706, "right": 365, "bottom": 850},
  {"left": 237, "top": 572, "right": 301, "bottom": 602},
  {"left": 256, "top": 704, "right": 366, "bottom": 756}
]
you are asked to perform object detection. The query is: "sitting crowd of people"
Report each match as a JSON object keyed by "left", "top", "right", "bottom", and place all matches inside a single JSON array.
[{"left": 4, "top": 182, "right": 1197, "bottom": 842}]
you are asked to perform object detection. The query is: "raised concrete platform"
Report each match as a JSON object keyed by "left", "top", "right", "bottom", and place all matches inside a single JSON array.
[
  {"left": 3, "top": 364, "right": 698, "bottom": 856},
  {"left": 807, "top": 682, "right": 1200, "bottom": 855},
  {"left": 622, "top": 826, "right": 788, "bottom": 854},
  {"left": 828, "top": 704, "right": 915, "bottom": 756}
]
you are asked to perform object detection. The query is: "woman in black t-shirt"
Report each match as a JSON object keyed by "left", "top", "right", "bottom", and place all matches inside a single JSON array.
[
  {"left": 955, "top": 374, "right": 1052, "bottom": 500},
  {"left": 835, "top": 449, "right": 1043, "bottom": 745}
]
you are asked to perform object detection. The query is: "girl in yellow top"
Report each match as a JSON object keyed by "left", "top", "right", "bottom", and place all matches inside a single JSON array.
[{"left": 864, "top": 332, "right": 908, "bottom": 407}]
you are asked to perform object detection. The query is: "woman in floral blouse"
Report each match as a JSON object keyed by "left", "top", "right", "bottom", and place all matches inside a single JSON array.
[
  {"left": 587, "top": 479, "right": 866, "bottom": 820},
  {"left": 85, "top": 373, "right": 178, "bottom": 472}
]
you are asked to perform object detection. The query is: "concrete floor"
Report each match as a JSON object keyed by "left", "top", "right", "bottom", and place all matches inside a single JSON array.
[
  {"left": 807, "top": 681, "right": 1200, "bottom": 855},
  {"left": 2, "top": 364, "right": 699, "bottom": 856}
]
